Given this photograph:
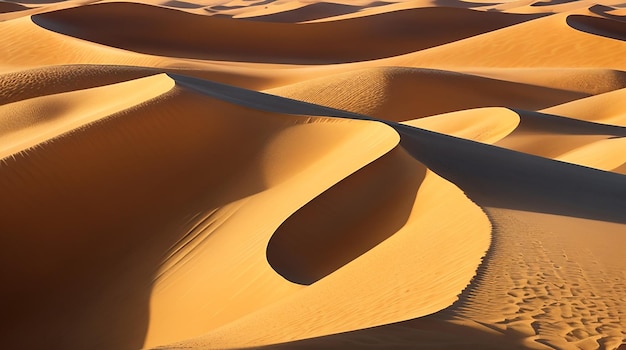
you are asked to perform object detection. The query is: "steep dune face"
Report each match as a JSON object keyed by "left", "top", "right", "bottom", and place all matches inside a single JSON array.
[
  {"left": 4, "top": 1, "right": 626, "bottom": 350},
  {"left": 567, "top": 14, "right": 626, "bottom": 42}
]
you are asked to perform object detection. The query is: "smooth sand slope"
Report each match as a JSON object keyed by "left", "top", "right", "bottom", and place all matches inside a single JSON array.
[
  {"left": 2, "top": 1, "right": 626, "bottom": 350},
  {"left": 268, "top": 67, "right": 585, "bottom": 121},
  {"left": 392, "top": 9, "right": 626, "bottom": 70}
]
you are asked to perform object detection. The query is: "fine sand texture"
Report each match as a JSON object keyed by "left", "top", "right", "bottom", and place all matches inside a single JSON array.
[{"left": 1, "top": 1, "right": 626, "bottom": 350}]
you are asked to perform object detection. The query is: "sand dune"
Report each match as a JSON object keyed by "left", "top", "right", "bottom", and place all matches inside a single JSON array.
[
  {"left": 0, "top": 65, "right": 161, "bottom": 105},
  {"left": 0, "top": 74, "right": 173, "bottom": 158},
  {"left": 542, "top": 87, "right": 626, "bottom": 126},
  {"left": 30, "top": 2, "right": 537, "bottom": 63},
  {"left": 268, "top": 67, "right": 584, "bottom": 121},
  {"left": 3, "top": 1, "right": 626, "bottom": 349},
  {"left": 494, "top": 110, "right": 626, "bottom": 169},
  {"left": 393, "top": 10, "right": 626, "bottom": 69},
  {"left": 402, "top": 107, "right": 521, "bottom": 144},
  {"left": 459, "top": 68, "right": 626, "bottom": 95}
]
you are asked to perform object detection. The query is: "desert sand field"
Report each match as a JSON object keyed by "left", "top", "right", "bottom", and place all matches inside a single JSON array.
[{"left": 1, "top": 0, "right": 626, "bottom": 349}]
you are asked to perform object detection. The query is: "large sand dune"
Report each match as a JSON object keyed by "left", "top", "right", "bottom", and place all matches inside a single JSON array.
[{"left": 1, "top": 1, "right": 626, "bottom": 349}]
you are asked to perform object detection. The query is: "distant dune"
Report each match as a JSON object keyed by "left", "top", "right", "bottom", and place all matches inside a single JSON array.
[{"left": 1, "top": 1, "right": 626, "bottom": 349}]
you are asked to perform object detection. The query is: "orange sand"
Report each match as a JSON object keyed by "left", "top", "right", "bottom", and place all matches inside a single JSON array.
[{"left": 1, "top": 1, "right": 626, "bottom": 350}]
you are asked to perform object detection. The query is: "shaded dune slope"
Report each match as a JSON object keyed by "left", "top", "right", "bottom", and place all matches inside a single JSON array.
[
  {"left": 406, "top": 107, "right": 626, "bottom": 172},
  {"left": 0, "top": 1, "right": 29, "bottom": 13},
  {"left": 239, "top": 2, "right": 373, "bottom": 22},
  {"left": 396, "top": 124, "right": 626, "bottom": 224},
  {"left": 267, "top": 146, "right": 426, "bottom": 285},
  {"left": 31, "top": 2, "right": 539, "bottom": 63},
  {"left": 567, "top": 14, "right": 626, "bottom": 42}
]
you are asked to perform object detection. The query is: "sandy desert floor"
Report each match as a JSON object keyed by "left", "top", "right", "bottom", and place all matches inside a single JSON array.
[{"left": 1, "top": 0, "right": 626, "bottom": 349}]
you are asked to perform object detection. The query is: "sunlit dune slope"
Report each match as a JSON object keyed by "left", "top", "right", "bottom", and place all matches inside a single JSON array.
[
  {"left": 0, "top": 65, "right": 161, "bottom": 105},
  {"left": 403, "top": 107, "right": 521, "bottom": 144},
  {"left": 459, "top": 68, "right": 626, "bottom": 95},
  {"left": 495, "top": 110, "right": 626, "bottom": 171},
  {"left": 268, "top": 67, "right": 584, "bottom": 121},
  {"left": 183, "top": 156, "right": 490, "bottom": 349},
  {"left": 394, "top": 11, "right": 626, "bottom": 69},
  {"left": 542, "top": 87, "right": 626, "bottom": 126},
  {"left": 0, "top": 74, "right": 172, "bottom": 158}
]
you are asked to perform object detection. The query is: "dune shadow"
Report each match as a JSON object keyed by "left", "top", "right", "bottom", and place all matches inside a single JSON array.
[
  {"left": 531, "top": 0, "right": 579, "bottom": 7},
  {"left": 241, "top": 3, "right": 365, "bottom": 23},
  {"left": 589, "top": 4, "right": 626, "bottom": 20},
  {"left": 246, "top": 0, "right": 275, "bottom": 5},
  {"left": 434, "top": 0, "right": 502, "bottom": 8},
  {"left": 252, "top": 316, "right": 513, "bottom": 349},
  {"left": 0, "top": 1, "right": 29, "bottom": 13},
  {"left": 255, "top": 214, "right": 513, "bottom": 349},
  {"left": 396, "top": 124, "right": 626, "bottom": 225},
  {"left": 170, "top": 75, "right": 626, "bottom": 227},
  {"left": 566, "top": 14, "right": 626, "bottom": 41},
  {"left": 168, "top": 75, "right": 626, "bottom": 226},
  {"left": 9, "top": 0, "right": 65, "bottom": 3},
  {"left": 512, "top": 109, "right": 626, "bottom": 136},
  {"left": 267, "top": 147, "right": 425, "bottom": 285},
  {"left": 163, "top": 0, "right": 204, "bottom": 9},
  {"left": 209, "top": 4, "right": 246, "bottom": 11}
]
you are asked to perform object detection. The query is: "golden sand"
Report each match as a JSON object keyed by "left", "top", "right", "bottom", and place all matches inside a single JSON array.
[{"left": 1, "top": 1, "right": 625, "bottom": 349}]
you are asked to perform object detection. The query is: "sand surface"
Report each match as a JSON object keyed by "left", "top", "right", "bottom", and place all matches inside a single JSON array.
[{"left": 1, "top": 1, "right": 625, "bottom": 349}]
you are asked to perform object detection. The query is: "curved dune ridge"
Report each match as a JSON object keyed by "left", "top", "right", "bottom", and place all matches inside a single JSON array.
[
  {"left": 2, "top": 1, "right": 626, "bottom": 350},
  {"left": 30, "top": 2, "right": 538, "bottom": 63}
]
